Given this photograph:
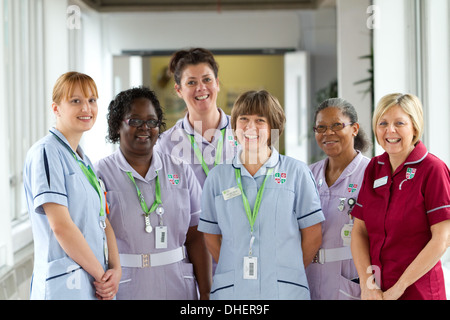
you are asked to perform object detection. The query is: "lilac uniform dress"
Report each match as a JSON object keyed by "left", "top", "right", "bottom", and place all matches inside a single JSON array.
[
  {"left": 306, "top": 151, "right": 370, "bottom": 300},
  {"left": 95, "top": 149, "right": 202, "bottom": 299}
]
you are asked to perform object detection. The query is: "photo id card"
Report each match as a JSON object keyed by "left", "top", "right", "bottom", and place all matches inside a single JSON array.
[
  {"left": 243, "top": 256, "right": 257, "bottom": 280},
  {"left": 155, "top": 226, "right": 168, "bottom": 249}
]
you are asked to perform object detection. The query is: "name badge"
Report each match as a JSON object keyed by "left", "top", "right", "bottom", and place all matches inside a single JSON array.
[
  {"left": 222, "top": 186, "right": 241, "bottom": 201},
  {"left": 373, "top": 176, "right": 388, "bottom": 189}
]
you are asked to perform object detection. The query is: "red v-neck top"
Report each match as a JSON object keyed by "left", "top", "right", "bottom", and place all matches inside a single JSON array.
[{"left": 352, "top": 141, "right": 450, "bottom": 299}]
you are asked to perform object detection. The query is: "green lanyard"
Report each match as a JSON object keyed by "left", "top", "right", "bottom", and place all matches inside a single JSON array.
[
  {"left": 126, "top": 171, "right": 162, "bottom": 216},
  {"left": 187, "top": 128, "right": 226, "bottom": 176},
  {"left": 235, "top": 167, "right": 274, "bottom": 232},
  {"left": 51, "top": 132, "right": 105, "bottom": 217}
]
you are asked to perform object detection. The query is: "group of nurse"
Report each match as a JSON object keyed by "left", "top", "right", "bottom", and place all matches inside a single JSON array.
[{"left": 23, "top": 47, "right": 450, "bottom": 300}]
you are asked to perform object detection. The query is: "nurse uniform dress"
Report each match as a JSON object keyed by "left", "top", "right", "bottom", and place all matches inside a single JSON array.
[
  {"left": 95, "top": 149, "right": 202, "bottom": 299},
  {"left": 198, "top": 148, "right": 325, "bottom": 300},
  {"left": 306, "top": 151, "right": 370, "bottom": 300},
  {"left": 23, "top": 128, "right": 108, "bottom": 300},
  {"left": 351, "top": 141, "right": 450, "bottom": 299},
  {"left": 154, "top": 108, "right": 237, "bottom": 187}
]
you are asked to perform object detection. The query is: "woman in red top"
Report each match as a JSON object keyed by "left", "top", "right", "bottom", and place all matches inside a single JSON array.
[{"left": 351, "top": 93, "right": 450, "bottom": 300}]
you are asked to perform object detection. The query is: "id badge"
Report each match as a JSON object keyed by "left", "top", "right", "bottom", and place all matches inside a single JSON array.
[
  {"left": 243, "top": 256, "right": 257, "bottom": 280},
  {"left": 155, "top": 226, "right": 168, "bottom": 249},
  {"left": 341, "top": 223, "right": 353, "bottom": 247}
]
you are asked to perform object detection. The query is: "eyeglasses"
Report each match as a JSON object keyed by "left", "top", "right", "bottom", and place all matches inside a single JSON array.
[
  {"left": 313, "top": 123, "right": 353, "bottom": 133},
  {"left": 124, "top": 118, "right": 160, "bottom": 128}
]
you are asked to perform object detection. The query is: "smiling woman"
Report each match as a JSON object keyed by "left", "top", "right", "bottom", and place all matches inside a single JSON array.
[
  {"left": 307, "top": 98, "right": 370, "bottom": 300},
  {"left": 95, "top": 86, "right": 212, "bottom": 300},
  {"left": 351, "top": 93, "right": 450, "bottom": 300},
  {"left": 23, "top": 72, "right": 121, "bottom": 300},
  {"left": 52, "top": 73, "right": 99, "bottom": 150},
  {"left": 155, "top": 48, "right": 238, "bottom": 190},
  {"left": 198, "top": 90, "right": 324, "bottom": 300}
]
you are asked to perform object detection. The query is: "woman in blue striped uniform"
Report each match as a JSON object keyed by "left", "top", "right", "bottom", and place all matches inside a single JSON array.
[{"left": 198, "top": 90, "right": 324, "bottom": 299}]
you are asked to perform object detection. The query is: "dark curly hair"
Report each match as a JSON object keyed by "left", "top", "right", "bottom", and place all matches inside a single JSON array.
[
  {"left": 169, "top": 48, "right": 219, "bottom": 86},
  {"left": 106, "top": 86, "right": 166, "bottom": 144}
]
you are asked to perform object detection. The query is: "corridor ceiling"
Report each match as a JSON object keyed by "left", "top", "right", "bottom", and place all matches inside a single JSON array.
[{"left": 79, "top": 0, "right": 335, "bottom": 12}]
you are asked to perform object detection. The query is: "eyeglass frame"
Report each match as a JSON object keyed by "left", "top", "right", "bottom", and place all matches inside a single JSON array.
[
  {"left": 312, "top": 122, "right": 353, "bottom": 133},
  {"left": 123, "top": 118, "right": 160, "bottom": 128}
]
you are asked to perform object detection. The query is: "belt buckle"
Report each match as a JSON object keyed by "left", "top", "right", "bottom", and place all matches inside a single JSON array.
[
  {"left": 141, "top": 254, "right": 150, "bottom": 268},
  {"left": 312, "top": 249, "right": 325, "bottom": 264}
]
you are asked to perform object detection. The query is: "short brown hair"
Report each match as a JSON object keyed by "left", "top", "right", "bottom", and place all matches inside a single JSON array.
[
  {"left": 52, "top": 71, "right": 98, "bottom": 104},
  {"left": 231, "top": 90, "right": 286, "bottom": 145}
]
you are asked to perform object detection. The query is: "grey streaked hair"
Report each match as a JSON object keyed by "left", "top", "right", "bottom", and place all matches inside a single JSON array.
[{"left": 313, "top": 98, "right": 371, "bottom": 152}]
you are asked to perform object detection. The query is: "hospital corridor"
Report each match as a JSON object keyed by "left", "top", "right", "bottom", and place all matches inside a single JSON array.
[{"left": 0, "top": 0, "right": 449, "bottom": 302}]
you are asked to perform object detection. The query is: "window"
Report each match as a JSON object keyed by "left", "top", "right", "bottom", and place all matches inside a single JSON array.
[
  {"left": 4, "top": 0, "right": 46, "bottom": 225},
  {"left": 1, "top": 0, "right": 46, "bottom": 264}
]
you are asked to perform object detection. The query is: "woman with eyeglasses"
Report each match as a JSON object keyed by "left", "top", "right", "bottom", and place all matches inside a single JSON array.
[
  {"left": 306, "top": 98, "right": 370, "bottom": 300},
  {"left": 95, "top": 86, "right": 211, "bottom": 299},
  {"left": 23, "top": 72, "right": 121, "bottom": 299}
]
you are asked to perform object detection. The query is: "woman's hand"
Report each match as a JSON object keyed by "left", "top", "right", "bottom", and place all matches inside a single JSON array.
[
  {"left": 94, "top": 268, "right": 121, "bottom": 300},
  {"left": 382, "top": 284, "right": 405, "bottom": 300}
]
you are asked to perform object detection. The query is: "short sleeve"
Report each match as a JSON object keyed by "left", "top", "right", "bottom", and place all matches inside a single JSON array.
[
  {"left": 295, "top": 166, "right": 325, "bottom": 229},
  {"left": 350, "top": 160, "right": 373, "bottom": 221},
  {"left": 198, "top": 170, "right": 221, "bottom": 235},
  {"left": 423, "top": 158, "right": 450, "bottom": 225},
  {"left": 184, "top": 162, "right": 202, "bottom": 227},
  {"left": 25, "top": 143, "right": 68, "bottom": 214}
]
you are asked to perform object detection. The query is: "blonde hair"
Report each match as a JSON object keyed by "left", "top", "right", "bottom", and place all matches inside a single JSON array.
[
  {"left": 372, "top": 93, "right": 424, "bottom": 145},
  {"left": 52, "top": 71, "right": 98, "bottom": 104},
  {"left": 231, "top": 90, "right": 286, "bottom": 146}
]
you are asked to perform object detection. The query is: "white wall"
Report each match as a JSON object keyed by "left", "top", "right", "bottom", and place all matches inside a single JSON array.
[
  {"left": 422, "top": 0, "right": 450, "bottom": 164},
  {"left": 103, "top": 11, "right": 301, "bottom": 55},
  {"left": 74, "top": 0, "right": 116, "bottom": 162},
  {"left": 337, "top": 0, "right": 372, "bottom": 155},
  {"left": 372, "top": 0, "right": 416, "bottom": 156},
  {"left": 43, "top": 0, "right": 71, "bottom": 128},
  {"left": 373, "top": 0, "right": 450, "bottom": 164}
]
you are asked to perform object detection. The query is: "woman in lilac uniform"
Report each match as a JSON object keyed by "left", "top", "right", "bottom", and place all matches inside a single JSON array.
[
  {"left": 155, "top": 48, "right": 237, "bottom": 187},
  {"left": 95, "top": 87, "right": 211, "bottom": 299},
  {"left": 306, "top": 98, "right": 371, "bottom": 300}
]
